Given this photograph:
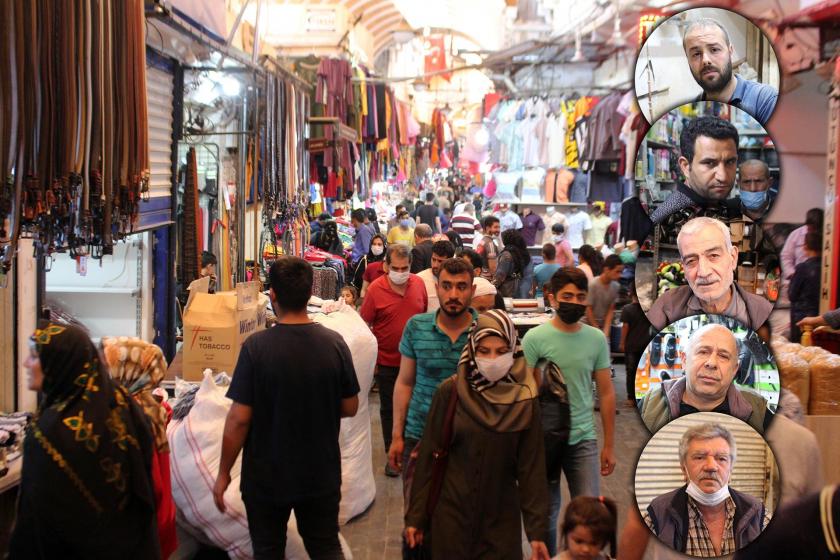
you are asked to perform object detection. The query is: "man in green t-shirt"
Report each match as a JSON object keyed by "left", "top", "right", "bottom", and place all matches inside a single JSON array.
[{"left": 522, "top": 266, "right": 616, "bottom": 556}]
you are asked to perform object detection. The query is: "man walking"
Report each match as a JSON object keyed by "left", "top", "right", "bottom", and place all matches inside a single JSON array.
[
  {"left": 416, "top": 192, "right": 442, "bottom": 233},
  {"left": 213, "top": 257, "right": 360, "bottom": 559},
  {"left": 416, "top": 240, "right": 456, "bottom": 312},
  {"left": 476, "top": 216, "right": 502, "bottom": 280},
  {"left": 523, "top": 267, "right": 616, "bottom": 556},
  {"left": 351, "top": 208, "right": 374, "bottom": 264},
  {"left": 360, "top": 245, "right": 428, "bottom": 477},
  {"left": 410, "top": 224, "right": 435, "bottom": 273},
  {"left": 585, "top": 254, "right": 624, "bottom": 339},
  {"left": 388, "top": 258, "right": 477, "bottom": 475}
]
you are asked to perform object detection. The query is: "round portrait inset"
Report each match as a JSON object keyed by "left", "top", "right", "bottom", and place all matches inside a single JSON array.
[
  {"left": 635, "top": 7, "right": 780, "bottom": 125},
  {"left": 633, "top": 315, "right": 779, "bottom": 435},
  {"left": 634, "top": 214, "right": 777, "bottom": 332},
  {"left": 634, "top": 412, "right": 779, "bottom": 557},
  {"left": 634, "top": 102, "right": 779, "bottom": 234}
]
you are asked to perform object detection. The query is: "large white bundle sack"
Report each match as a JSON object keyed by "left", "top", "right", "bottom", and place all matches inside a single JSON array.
[
  {"left": 312, "top": 306, "right": 378, "bottom": 523},
  {"left": 168, "top": 373, "right": 353, "bottom": 559}
]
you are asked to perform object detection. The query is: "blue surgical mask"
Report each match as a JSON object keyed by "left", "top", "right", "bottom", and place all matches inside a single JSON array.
[
  {"left": 400, "top": 219, "right": 410, "bottom": 228},
  {"left": 740, "top": 189, "right": 767, "bottom": 210}
]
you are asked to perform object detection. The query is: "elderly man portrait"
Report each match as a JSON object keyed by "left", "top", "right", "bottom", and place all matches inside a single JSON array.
[
  {"left": 683, "top": 18, "right": 778, "bottom": 125},
  {"left": 643, "top": 422, "right": 770, "bottom": 557},
  {"left": 646, "top": 217, "right": 773, "bottom": 333},
  {"left": 639, "top": 323, "right": 772, "bottom": 434}
]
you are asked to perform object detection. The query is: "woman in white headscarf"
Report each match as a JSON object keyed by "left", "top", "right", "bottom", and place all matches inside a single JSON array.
[{"left": 404, "top": 310, "right": 550, "bottom": 559}]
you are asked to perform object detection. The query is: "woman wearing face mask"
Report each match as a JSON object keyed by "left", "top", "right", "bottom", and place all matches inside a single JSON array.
[
  {"left": 404, "top": 310, "right": 551, "bottom": 560},
  {"left": 552, "top": 223, "right": 574, "bottom": 267},
  {"left": 352, "top": 233, "right": 387, "bottom": 297}
]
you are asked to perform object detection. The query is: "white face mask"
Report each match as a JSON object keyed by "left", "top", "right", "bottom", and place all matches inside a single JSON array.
[
  {"left": 475, "top": 352, "right": 515, "bottom": 383},
  {"left": 685, "top": 480, "right": 731, "bottom": 507},
  {"left": 553, "top": 235, "right": 564, "bottom": 243},
  {"left": 389, "top": 270, "right": 410, "bottom": 285},
  {"left": 371, "top": 245, "right": 384, "bottom": 256}
]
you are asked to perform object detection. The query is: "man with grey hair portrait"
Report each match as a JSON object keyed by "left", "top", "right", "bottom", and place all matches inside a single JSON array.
[
  {"left": 643, "top": 422, "right": 769, "bottom": 557},
  {"left": 639, "top": 323, "right": 772, "bottom": 434},
  {"left": 738, "top": 159, "right": 775, "bottom": 220},
  {"left": 683, "top": 18, "right": 778, "bottom": 124},
  {"left": 646, "top": 217, "right": 773, "bottom": 333}
]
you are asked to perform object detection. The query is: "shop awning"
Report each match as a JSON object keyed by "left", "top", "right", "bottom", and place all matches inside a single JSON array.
[{"left": 779, "top": 0, "right": 840, "bottom": 27}]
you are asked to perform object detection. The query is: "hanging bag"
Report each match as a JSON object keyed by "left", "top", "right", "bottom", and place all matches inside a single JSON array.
[
  {"left": 402, "top": 378, "right": 459, "bottom": 559},
  {"left": 539, "top": 360, "right": 571, "bottom": 481}
]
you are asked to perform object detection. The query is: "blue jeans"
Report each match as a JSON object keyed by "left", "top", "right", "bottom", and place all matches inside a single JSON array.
[
  {"left": 547, "top": 439, "right": 600, "bottom": 556},
  {"left": 518, "top": 261, "right": 535, "bottom": 298}
]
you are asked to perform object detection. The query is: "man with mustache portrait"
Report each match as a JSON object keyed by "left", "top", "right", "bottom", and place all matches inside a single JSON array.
[
  {"left": 642, "top": 423, "right": 770, "bottom": 557},
  {"left": 638, "top": 323, "right": 772, "bottom": 434},
  {"left": 684, "top": 19, "right": 777, "bottom": 125},
  {"left": 645, "top": 217, "right": 773, "bottom": 335}
]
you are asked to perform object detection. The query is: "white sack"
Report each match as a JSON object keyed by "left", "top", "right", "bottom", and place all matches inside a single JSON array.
[{"left": 168, "top": 373, "right": 353, "bottom": 559}]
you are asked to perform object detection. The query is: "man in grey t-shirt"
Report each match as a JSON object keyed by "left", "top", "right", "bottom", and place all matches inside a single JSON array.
[{"left": 585, "top": 254, "right": 624, "bottom": 338}]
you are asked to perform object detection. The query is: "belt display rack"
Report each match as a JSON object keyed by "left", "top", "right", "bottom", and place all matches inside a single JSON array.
[{"left": 0, "top": 0, "right": 150, "bottom": 285}]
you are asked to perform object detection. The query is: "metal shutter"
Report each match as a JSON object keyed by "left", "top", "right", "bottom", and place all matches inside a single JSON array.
[
  {"left": 136, "top": 55, "right": 174, "bottom": 230},
  {"left": 635, "top": 413, "right": 776, "bottom": 515}
]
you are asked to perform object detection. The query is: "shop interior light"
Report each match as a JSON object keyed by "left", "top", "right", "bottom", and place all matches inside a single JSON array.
[
  {"left": 609, "top": 0, "right": 624, "bottom": 47},
  {"left": 221, "top": 76, "right": 241, "bottom": 97},
  {"left": 571, "top": 30, "right": 585, "bottom": 62}
]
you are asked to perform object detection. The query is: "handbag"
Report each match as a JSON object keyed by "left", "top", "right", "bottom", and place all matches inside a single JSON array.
[{"left": 402, "top": 379, "right": 460, "bottom": 559}]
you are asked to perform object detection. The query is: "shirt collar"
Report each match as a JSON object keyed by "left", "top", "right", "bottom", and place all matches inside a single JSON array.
[
  {"left": 432, "top": 309, "right": 479, "bottom": 339},
  {"left": 730, "top": 75, "right": 746, "bottom": 104}
]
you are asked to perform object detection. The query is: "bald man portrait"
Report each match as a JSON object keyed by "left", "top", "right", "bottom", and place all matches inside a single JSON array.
[
  {"left": 684, "top": 18, "right": 778, "bottom": 125},
  {"left": 645, "top": 217, "right": 773, "bottom": 333},
  {"left": 639, "top": 323, "right": 772, "bottom": 434}
]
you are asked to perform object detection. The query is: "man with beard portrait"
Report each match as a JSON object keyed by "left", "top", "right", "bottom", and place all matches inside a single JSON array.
[{"left": 684, "top": 18, "right": 778, "bottom": 125}]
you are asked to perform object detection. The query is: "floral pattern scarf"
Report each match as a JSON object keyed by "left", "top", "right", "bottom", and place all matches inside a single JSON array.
[{"left": 102, "top": 337, "right": 169, "bottom": 453}]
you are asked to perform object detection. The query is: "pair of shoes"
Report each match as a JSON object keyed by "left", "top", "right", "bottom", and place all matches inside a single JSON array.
[{"left": 385, "top": 462, "right": 400, "bottom": 478}]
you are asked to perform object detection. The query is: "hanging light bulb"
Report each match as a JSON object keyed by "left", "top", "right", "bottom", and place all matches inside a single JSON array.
[
  {"left": 571, "top": 30, "right": 585, "bottom": 62},
  {"left": 610, "top": 0, "right": 625, "bottom": 47}
]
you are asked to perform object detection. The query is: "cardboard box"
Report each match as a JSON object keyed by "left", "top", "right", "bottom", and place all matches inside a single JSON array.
[{"left": 182, "top": 282, "right": 267, "bottom": 381}]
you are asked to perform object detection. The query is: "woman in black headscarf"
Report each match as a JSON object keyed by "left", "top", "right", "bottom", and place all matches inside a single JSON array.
[
  {"left": 404, "top": 310, "right": 549, "bottom": 559},
  {"left": 365, "top": 207, "right": 381, "bottom": 234},
  {"left": 494, "top": 229, "right": 531, "bottom": 297},
  {"left": 350, "top": 233, "right": 387, "bottom": 293},
  {"left": 9, "top": 323, "right": 160, "bottom": 559},
  {"left": 313, "top": 220, "right": 344, "bottom": 257}
]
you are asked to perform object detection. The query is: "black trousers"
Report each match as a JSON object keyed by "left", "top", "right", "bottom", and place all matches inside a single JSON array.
[
  {"left": 376, "top": 365, "right": 400, "bottom": 453},
  {"left": 625, "top": 351, "right": 641, "bottom": 401},
  {"left": 244, "top": 491, "right": 343, "bottom": 559}
]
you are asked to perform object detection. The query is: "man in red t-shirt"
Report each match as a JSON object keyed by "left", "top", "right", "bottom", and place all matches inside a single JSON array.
[{"left": 359, "top": 243, "right": 428, "bottom": 476}]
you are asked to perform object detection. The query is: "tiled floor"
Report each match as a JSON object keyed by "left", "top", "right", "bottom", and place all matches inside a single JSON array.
[{"left": 342, "top": 362, "right": 655, "bottom": 559}]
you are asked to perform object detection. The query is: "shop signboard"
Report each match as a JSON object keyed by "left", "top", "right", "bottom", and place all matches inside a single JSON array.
[
  {"left": 182, "top": 281, "right": 267, "bottom": 381},
  {"left": 822, "top": 59, "right": 840, "bottom": 312}
]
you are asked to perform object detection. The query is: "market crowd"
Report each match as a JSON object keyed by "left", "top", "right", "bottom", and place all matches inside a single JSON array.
[{"left": 8, "top": 179, "right": 839, "bottom": 560}]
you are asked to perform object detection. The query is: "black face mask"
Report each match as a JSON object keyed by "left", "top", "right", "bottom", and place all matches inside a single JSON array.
[{"left": 556, "top": 302, "right": 586, "bottom": 324}]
